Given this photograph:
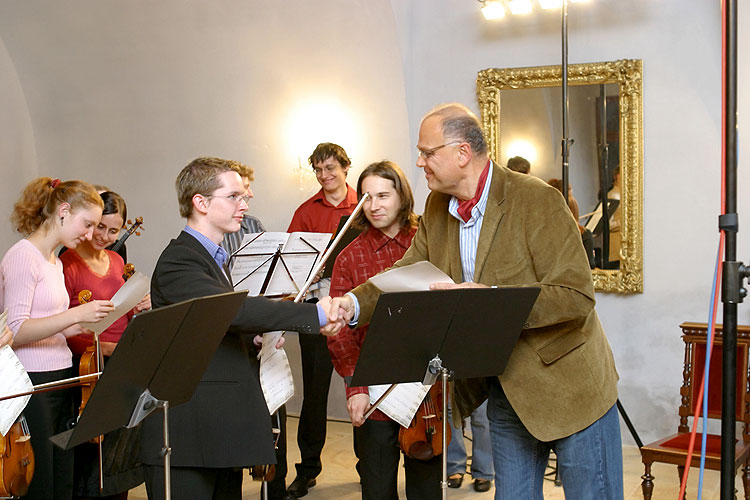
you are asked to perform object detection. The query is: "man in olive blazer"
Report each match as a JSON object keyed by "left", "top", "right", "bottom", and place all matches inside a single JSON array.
[
  {"left": 141, "top": 157, "right": 339, "bottom": 500},
  {"left": 329, "top": 105, "right": 622, "bottom": 500}
]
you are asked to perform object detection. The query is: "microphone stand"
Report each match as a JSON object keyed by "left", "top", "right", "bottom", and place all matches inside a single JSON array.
[{"left": 719, "top": 1, "right": 749, "bottom": 499}]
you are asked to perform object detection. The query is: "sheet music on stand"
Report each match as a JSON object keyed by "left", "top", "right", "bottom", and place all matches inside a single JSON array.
[
  {"left": 230, "top": 232, "right": 332, "bottom": 296},
  {"left": 0, "top": 310, "right": 33, "bottom": 436},
  {"left": 583, "top": 199, "right": 619, "bottom": 235}
]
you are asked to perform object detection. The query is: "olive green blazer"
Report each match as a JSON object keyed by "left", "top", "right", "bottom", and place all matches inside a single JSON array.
[{"left": 350, "top": 162, "right": 618, "bottom": 441}]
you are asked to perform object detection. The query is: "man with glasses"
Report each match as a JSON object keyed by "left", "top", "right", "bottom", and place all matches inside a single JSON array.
[
  {"left": 286, "top": 143, "right": 358, "bottom": 498},
  {"left": 327, "top": 104, "right": 623, "bottom": 500},
  {"left": 141, "top": 156, "right": 341, "bottom": 500}
]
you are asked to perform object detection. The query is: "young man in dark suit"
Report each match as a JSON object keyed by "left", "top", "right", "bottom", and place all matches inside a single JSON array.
[{"left": 141, "top": 156, "right": 341, "bottom": 500}]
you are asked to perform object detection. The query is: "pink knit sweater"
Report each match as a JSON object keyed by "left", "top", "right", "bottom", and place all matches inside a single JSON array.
[{"left": 0, "top": 239, "right": 72, "bottom": 372}]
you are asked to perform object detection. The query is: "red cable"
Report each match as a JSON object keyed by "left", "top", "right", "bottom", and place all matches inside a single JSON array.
[{"left": 676, "top": 0, "right": 727, "bottom": 497}]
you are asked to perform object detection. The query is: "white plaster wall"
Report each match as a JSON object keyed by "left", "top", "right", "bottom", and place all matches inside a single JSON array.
[
  {"left": 0, "top": 35, "right": 37, "bottom": 251},
  {"left": 0, "top": 0, "right": 411, "bottom": 422},
  {"left": 392, "top": 0, "right": 750, "bottom": 444}
]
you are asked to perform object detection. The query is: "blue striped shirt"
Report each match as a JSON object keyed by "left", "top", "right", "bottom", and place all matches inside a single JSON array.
[
  {"left": 184, "top": 225, "right": 228, "bottom": 271},
  {"left": 447, "top": 162, "right": 493, "bottom": 283}
]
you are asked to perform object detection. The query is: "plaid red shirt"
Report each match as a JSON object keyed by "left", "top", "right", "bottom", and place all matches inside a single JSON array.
[{"left": 328, "top": 225, "right": 417, "bottom": 420}]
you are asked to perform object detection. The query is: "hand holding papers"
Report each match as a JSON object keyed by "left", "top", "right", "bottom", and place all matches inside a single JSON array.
[
  {"left": 78, "top": 271, "right": 151, "bottom": 335},
  {"left": 230, "top": 232, "right": 332, "bottom": 296},
  {"left": 368, "top": 383, "right": 430, "bottom": 428},
  {"left": 326, "top": 262, "right": 455, "bottom": 329},
  {"left": 368, "top": 261, "right": 454, "bottom": 293},
  {"left": 0, "top": 346, "right": 32, "bottom": 436},
  {"left": 258, "top": 332, "right": 294, "bottom": 415},
  {"left": 0, "top": 311, "right": 33, "bottom": 436}
]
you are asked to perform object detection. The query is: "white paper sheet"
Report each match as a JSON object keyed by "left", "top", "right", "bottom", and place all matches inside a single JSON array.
[
  {"left": 368, "top": 261, "right": 454, "bottom": 293},
  {"left": 0, "top": 342, "right": 33, "bottom": 436},
  {"left": 368, "top": 382, "right": 431, "bottom": 428},
  {"left": 79, "top": 271, "right": 150, "bottom": 334},
  {"left": 258, "top": 331, "right": 295, "bottom": 415},
  {"left": 231, "top": 232, "right": 331, "bottom": 296}
]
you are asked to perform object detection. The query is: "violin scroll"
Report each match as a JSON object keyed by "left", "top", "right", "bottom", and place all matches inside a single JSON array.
[
  {"left": 78, "top": 289, "right": 93, "bottom": 305},
  {"left": 122, "top": 263, "right": 135, "bottom": 281}
]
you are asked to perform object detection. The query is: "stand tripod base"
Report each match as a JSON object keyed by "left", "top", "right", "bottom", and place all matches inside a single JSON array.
[{"left": 128, "top": 389, "right": 171, "bottom": 500}]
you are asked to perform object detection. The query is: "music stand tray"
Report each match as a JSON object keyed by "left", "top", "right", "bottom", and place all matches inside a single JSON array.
[{"left": 350, "top": 287, "right": 540, "bottom": 387}]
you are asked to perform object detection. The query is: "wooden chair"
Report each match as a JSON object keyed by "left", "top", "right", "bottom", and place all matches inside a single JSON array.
[{"left": 639, "top": 322, "right": 750, "bottom": 499}]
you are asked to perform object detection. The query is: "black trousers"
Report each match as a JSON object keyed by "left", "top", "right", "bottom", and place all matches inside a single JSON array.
[
  {"left": 294, "top": 333, "right": 333, "bottom": 478},
  {"left": 144, "top": 465, "right": 242, "bottom": 500},
  {"left": 25, "top": 367, "right": 75, "bottom": 500},
  {"left": 355, "top": 419, "right": 442, "bottom": 500}
]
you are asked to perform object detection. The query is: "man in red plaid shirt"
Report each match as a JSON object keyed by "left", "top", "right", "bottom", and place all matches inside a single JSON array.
[{"left": 328, "top": 161, "right": 441, "bottom": 500}]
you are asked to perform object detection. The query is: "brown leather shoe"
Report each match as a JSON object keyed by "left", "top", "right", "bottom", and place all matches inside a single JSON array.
[
  {"left": 447, "top": 474, "right": 464, "bottom": 488},
  {"left": 473, "top": 478, "right": 492, "bottom": 492}
]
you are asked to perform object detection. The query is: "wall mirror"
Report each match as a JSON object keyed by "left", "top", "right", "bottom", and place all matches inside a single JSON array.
[{"left": 477, "top": 59, "right": 643, "bottom": 293}]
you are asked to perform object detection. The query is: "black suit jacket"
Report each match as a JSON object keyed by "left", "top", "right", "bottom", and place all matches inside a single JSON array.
[{"left": 140, "top": 231, "right": 319, "bottom": 467}]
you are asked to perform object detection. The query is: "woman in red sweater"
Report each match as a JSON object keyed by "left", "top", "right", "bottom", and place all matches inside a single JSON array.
[{"left": 60, "top": 191, "right": 150, "bottom": 500}]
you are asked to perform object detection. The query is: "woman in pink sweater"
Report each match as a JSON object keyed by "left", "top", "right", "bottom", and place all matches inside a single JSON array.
[{"left": 1, "top": 177, "right": 115, "bottom": 500}]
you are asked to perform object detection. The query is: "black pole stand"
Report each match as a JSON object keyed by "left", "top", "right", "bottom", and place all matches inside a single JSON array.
[
  {"left": 597, "top": 84, "right": 612, "bottom": 270},
  {"left": 720, "top": 1, "right": 746, "bottom": 499},
  {"left": 561, "top": 0, "right": 572, "bottom": 206},
  {"left": 420, "top": 356, "right": 452, "bottom": 500},
  {"left": 616, "top": 399, "right": 643, "bottom": 448}
]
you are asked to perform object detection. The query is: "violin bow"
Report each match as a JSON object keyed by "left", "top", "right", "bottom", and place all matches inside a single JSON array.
[{"left": 291, "top": 192, "right": 370, "bottom": 303}]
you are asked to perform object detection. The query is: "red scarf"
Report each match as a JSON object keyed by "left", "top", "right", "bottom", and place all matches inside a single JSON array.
[{"left": 457, "top": 160, "right": 491, "bottom": 222}]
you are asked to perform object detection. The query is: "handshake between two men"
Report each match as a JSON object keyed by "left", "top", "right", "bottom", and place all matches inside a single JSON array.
[{"left": 318, "top": 281, "right": 492, "bottom": 337}]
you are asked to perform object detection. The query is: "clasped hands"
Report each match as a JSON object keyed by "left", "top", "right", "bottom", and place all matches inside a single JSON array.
[{"left": 319, "top": 281, "right": 491, "bottom": 337}]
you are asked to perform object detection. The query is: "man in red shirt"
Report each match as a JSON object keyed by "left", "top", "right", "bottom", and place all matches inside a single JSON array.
[
  {"left": 287, "top": 143, "right": 358, "bottom": 498},
  {"left": 328, "top": 161, "right": 441, "bottom": 500}
]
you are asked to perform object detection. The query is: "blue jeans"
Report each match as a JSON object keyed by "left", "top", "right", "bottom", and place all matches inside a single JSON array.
[
  {"left": 447, "top": 400, "right": 494, "bottom": 480},
  {"left": 487, "top": 378, "right": 623, "bottom": 500}
]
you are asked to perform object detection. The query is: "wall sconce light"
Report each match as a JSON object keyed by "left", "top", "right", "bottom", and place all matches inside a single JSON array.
[
  {"left": 480, "top": 0, "right": 506, "bottom": 20},
  {"left": 286, "top": 98, "right": 359, "bottom": 191},
  {"left": 538, "top": 0, "right": 562, "bottom": 8},
  {"left": 479, "top": 0, "right": 591, "bottom": 19},
  {"left": 506, "top": 139, "right": 538, "bottom": 165},
  {"left": 508, "top": 0, "right": 533, "bottom": 15}
]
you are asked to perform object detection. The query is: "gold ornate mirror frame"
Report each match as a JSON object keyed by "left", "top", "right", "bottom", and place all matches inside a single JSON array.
[{"left": 477, "top": 59, "right": 643, "bottom": 293}]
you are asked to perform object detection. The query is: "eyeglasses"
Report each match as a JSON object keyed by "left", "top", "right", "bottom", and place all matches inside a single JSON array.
[
  {"left": 206, "top": 193, "right": 251, "bottom": 205},
  {"left": 417, "top": 141, "right": 462, "bottom": 160},
  {"left": 312, "top": 164, "right": 341, "bottom": 176}
]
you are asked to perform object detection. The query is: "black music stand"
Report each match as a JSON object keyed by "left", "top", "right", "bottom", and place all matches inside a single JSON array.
[
  {"left": 350, "top": 287, "right": 540, "bottom": 500},
  {"left": 231, "top": 235, "right": 323, "bottom": 295},
  {"left": 50, "top": 290, "right": 248, "bottom": 500}
]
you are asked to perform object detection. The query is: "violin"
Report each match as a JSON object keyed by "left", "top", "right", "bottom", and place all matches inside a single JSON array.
[
  {"left": 0, "top": 415, "right": 35, "bottom": 498},
  {"left": 76, "top": 290, "right": 103, "bottom": 445},
  {"left": 109, "top": 217, "right": 143, "bottom": 254},
  {"left": 397, "top": 383, "right": 450, "bottom": 461},
  {"left": 251, "top": 415, "right": 282, "bottom": 482}
]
